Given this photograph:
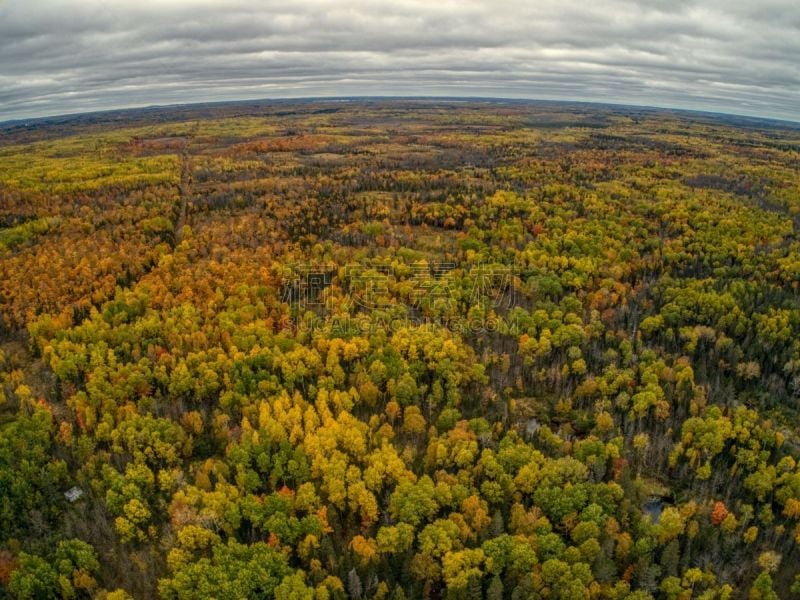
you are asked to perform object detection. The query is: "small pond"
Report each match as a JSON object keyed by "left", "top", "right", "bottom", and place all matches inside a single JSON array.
[{"left": 642, "top": 496, "right": 667, "bottom": 523}]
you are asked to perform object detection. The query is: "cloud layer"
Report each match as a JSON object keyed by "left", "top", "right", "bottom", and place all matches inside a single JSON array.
[{"left": 1, "top": 0, "right": 799, "bottom": 121}]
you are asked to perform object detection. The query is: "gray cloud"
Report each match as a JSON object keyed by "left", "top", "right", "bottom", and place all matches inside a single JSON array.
[{"left": 0, "top": 0, "right": 798, "bottom": 121}]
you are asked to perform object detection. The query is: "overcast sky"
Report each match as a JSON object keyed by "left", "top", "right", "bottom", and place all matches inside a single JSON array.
[{"left": 1, "top": 0, "right": 799, "bottom": 122}]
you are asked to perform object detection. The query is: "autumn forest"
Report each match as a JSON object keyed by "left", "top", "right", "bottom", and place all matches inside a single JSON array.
[{"left": 1, "top": 100, "right": 800, "bottom": 599}]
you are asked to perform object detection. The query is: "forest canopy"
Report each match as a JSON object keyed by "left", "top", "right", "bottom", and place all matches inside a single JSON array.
[{"left": 1, "top": 100, "right": 800, "bottom": 598}]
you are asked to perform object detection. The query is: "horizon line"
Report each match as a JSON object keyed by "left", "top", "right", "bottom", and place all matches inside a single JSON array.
[{"left": 2, "top": 94, "right": 800, "bottom": 130}]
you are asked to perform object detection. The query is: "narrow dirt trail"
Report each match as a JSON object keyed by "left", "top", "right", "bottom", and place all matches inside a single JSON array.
[{"left": 175, "top": 142, "right": 191, "bottom": 244}]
